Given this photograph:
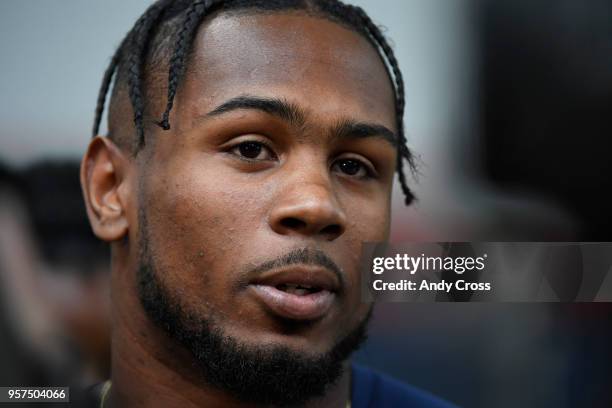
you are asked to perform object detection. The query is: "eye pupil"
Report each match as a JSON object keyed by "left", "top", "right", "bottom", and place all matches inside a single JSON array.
[
  {"left": 239, "top": 142, "right": 262, "bottom": 159},
  {"left": 339, "top": 159, "right": 361, "bottom": 175}
]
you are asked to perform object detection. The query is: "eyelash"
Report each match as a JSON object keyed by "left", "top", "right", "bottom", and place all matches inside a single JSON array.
[
  {"left": 333, "top": 157, "right": 376, "bottom": 179},
  {"left": 228, "top": 140, "right": 377, "bottom": 179},
  {"left": 228, "top": 140, "right": 277, "bottom": 162}
]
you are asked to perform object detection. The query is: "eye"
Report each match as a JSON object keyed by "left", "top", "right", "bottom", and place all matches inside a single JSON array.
[
  {"left": 332, "top": 158, "right": 374, "bottom": 179},
  {"left": 230, "top": 141, "right": 275, "bottom": 161}
]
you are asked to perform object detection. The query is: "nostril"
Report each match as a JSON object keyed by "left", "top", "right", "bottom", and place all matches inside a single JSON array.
[
  {"left": 280, "top": 217, "right": 307, "bottom": 230},
  {"left": 275, "top": 215, "right": 345, "bottom": 239},
  {"left": 320, "top": 224, "right": 342, "bottom": 238}
]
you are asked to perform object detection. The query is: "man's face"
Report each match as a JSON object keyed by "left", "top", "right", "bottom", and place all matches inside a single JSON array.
[{"left": 133, "top": 11, "right": 397, "bottom": 393}]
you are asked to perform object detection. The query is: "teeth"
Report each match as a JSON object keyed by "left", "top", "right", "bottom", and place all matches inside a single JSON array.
[{"left": 276, "top": 284, "right": 315, "bottom": 295}]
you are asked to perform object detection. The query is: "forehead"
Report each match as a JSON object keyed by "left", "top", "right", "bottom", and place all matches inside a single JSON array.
[{"left": 177, "top": 12, "right": 397, "bottom": 130}]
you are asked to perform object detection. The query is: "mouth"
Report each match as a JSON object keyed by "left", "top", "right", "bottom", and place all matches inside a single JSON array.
[{"left": 249, "top": 266, "right": 340, "bottom": 321}]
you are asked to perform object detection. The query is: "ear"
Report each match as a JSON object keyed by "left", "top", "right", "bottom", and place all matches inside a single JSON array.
[{"left": 80, "top": 136, "right": 132, "bottom": 242}]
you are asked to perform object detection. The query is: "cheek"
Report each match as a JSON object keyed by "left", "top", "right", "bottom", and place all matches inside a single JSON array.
[
  {"left": 343, "top": 195, "right": 391, "bottom": 243},
  {"left": 338, "top": 197, "right": 390, "bottom": 310},
  {"left": 143, "top": 163, "right": 268, "bottom": 306}
]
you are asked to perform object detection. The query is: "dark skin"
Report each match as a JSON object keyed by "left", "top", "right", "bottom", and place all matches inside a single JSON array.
[{"left": 81, "top": 12, "right": 397, "bottom": 408}]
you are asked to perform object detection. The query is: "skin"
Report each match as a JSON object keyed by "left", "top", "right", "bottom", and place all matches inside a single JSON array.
[{"left": 81, "top": 12, "right": 397, "bottom": 408}]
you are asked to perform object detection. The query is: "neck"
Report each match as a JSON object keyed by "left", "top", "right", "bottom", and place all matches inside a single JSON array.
[{"left": 107, "top": 254, "right": 351, "bottom": 408}]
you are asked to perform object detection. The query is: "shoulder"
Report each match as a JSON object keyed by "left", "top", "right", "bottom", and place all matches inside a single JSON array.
[{"left": 351, "top": 364, "right": 459, "bottom": 408}]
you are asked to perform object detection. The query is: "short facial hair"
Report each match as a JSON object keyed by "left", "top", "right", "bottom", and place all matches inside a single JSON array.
[{"left": 136, "top": 208, "right": 372, "bottom": 407}]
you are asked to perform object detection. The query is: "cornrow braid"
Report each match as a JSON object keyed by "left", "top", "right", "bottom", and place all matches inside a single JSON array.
[
  {"left": 93, "top": 0, "right": 417, "bottom": 205},
  {"left": 92, "top": 0, "right": 171, "bottom": 139},
  {"left": 159, "top": 0, "right": 215, "bottom": 130},
  {"left": 92, "top": 42, "right": 123, "bottom": 137},
  {"left": 127, "top": 0, "right": 176, "bottom": 148},
  {"left": 350, "top": 5, "right": 415, "bottom": 205}
]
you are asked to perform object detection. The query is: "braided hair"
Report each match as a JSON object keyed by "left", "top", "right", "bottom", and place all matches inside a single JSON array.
[{"left": 93, "top": 0, "right": 416, "bottom": 205}]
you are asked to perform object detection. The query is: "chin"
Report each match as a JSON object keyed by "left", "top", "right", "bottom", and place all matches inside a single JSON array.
[{"left": 222, "top": 318, "right": 344, "bottom": 356}]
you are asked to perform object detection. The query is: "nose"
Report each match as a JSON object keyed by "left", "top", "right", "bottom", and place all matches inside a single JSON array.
[{"left": 268, "top": 180, "right": 347, "bottom": 241}]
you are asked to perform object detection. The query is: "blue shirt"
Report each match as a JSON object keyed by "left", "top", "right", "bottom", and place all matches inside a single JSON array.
[
  {"left": 351, "top": 364, "right": 459, "bottom": 408},
  {"left": 82, "top": 366, "right": 459, "bottom": 407}
]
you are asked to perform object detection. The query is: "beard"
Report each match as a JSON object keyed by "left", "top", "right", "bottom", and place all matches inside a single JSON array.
[{"left": 136, "top": 210, "right": 372, "bottom": 407}]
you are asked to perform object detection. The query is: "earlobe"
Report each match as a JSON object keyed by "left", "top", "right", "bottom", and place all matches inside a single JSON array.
[{"left": 80, "top": 136, "right": 131, "bottom": 242}]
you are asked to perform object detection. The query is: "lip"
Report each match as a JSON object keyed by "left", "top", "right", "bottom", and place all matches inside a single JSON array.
[{"left": 249, "top": 266, "right": 340, "bottom": 321}]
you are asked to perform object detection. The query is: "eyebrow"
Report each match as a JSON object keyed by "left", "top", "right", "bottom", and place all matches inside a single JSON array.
[
  {"left": 332, "top": 119, "right": 397, "bottom": 148},
  {"left": 205, "top": 94, "right": 397, "bottom": 147},
  {"left": 206, "top": 95, "right": 305, "bottom": 128}
]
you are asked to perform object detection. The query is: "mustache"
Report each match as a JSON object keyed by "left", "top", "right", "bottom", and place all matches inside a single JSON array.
[{"left": 241, "top": 247, "right": 346, "bottom": 289}]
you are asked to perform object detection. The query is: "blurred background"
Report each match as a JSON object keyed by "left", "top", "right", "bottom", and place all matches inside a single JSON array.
[{"left": 0, "top": 0, "right": 610, "bottom": 407}]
